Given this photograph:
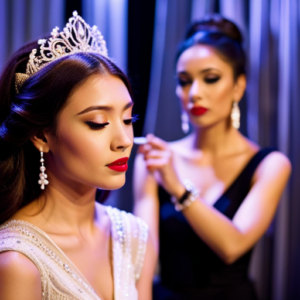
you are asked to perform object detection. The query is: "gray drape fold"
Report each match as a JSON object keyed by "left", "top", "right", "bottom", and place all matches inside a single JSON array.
[
  {"left": 82, "top": 0, "right": 128, "bottom": 73},
  {"left": 144, "top": 0, "right": 300, "bottom": 299},
  {"left": 0, "top": 0, "right": 65, "bottom": 72}
]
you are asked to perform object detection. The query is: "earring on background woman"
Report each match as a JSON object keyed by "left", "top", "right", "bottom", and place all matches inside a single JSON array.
[
  {"left": 38, "top": 151, "right": 49, "bottom": 190},
  {"left": 231, "top": 101, "right": 240, "bottom": 129},
  {"left": 181, "top": 111, "right": 189, "bottom": 134}
]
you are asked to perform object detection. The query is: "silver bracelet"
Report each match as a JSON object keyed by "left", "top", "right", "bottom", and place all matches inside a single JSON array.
[{"left": 171, "top": 179, "right": 200, "bottom": 211}]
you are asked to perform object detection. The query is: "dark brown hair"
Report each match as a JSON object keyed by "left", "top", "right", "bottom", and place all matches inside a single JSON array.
[
  {"left": 176, "top": 14, "right": 246, "bottom": 79},
  {"left": 0, "top": 41, "right": 133, "bottom": 224}
]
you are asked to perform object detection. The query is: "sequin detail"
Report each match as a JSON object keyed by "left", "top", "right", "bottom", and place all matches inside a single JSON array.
[{"left": 0, "top": 206, "right": 148, "bottom": 300}]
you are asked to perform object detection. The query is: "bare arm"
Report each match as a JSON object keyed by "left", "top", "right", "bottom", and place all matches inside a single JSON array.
[
  {"left": 182, "top": 152, "right": 291, "bottom": 263},
  {"left": 133, "top": 153, "right": 160, "bottom": 254},
  {"left": 141, "top": 135, "right": 291, "bottom": 264},
  {"left": 133, "top": 153, "right": 159, "bottom": 298},
  {"left": 136, "top": 232, "right": 157, "bottom": 300},
  {"left": 0, "top": 251, "right": 42, "bottom": 300}
]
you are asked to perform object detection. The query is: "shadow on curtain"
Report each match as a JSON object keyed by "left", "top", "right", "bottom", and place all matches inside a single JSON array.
[{"left": 143, "top": 0, "right": 300, "bottom": 299}]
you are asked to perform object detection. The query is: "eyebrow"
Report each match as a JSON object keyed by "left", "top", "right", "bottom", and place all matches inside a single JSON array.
[
  {"left": 77, "top": 101, "right": 134, "bottom": 115},
  {"left": 177, "top": 68, "right": 220, "bottom": 75}
]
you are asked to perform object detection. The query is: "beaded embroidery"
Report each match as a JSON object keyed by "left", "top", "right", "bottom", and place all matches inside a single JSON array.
[{"left": 0, "top": 206, "right": 148, "bottom": 300}]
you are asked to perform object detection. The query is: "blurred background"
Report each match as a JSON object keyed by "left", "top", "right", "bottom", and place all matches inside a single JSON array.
[{"left": 0, "top": 0, "right": 299, "bottom": 299}]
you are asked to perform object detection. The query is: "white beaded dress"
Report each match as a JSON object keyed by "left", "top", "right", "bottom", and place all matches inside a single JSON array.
[{"left": 0, "top": 206, "right": 148, "bottom": 300}]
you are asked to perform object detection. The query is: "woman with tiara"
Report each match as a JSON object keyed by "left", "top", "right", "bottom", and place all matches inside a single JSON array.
[
  {"left": 0, "top": 12, "right": 155, "bottom": 300},
  {"left": 134, "top": 14, "right": 291, "bottom": 300}
]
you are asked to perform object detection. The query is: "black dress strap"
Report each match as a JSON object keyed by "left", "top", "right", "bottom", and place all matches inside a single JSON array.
[{"left": 214, "top": 148, "right": 277, "bottom": 219}]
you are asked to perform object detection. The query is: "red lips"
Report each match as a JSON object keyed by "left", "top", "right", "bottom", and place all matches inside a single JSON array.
[
  {"left": 190, "top": 106, "right": 208, "bottom": 116},
  {"left": 107, "top": 157, "right": 129, "bottom": 172}
]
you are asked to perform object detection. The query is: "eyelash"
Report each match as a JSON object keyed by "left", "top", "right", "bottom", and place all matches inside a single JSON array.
[
  {"left": 86, "top": 115, "right": 138, "bottom": 130},
  {"left": 86, "top": 121, "right": 109, "bottom": 130},
  {"left": 177, "top": 79, "right": 191, "bottom": 87},
  {"left": 177, "top": 76, "right": 220, "bottom": 86},
  {"left": 204, "top": 77, "right": 220, "bottom": 84},
  {"left": 124, "top": 114, "right": 139, "bottom": 125}
]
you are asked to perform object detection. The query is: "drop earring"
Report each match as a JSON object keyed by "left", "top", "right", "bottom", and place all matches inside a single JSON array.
[
  {"left": 181, "top": 111, "right": 189, "bottom": 134},
  {"left": 231, "top": 102, "right": 240, "bottom": 129},
  {"left": 38, "top": 151, "right": 49, "bottom": 190}
]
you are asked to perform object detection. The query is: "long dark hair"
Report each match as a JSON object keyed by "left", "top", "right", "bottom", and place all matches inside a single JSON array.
[
  {"left": 0, "top": 41, "right": 133, "bottom": 224},
  {"left": 176, "top": 14, "right": 246, "bottom": 79}
]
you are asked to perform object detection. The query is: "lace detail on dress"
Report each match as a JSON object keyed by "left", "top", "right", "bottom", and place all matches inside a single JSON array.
[
  {"left": 105, "top": 206, "right": 148, "bottom": 300},
  {"left": 0, "top": 220, "right": 97, "bottom": 299},
  {"left": 0, "top": 206, "right": 148, "bottom": 300},
  {"left": 134, "top": 216, "right": 148, "bottom": 280}
]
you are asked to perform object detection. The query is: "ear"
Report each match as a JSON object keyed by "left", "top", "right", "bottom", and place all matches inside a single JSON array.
[
  {"left": 233, "top": 74, "right": 246, "bottom": 103},
  {"left": 30, "top": 133, "right": 50, "bottom": 153}
]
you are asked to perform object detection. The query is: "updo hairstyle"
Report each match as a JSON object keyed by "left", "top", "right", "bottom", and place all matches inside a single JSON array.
[
  {"left": 176, "top": 14, "right": 246, "bottom": 79},
  {"left": 0, "top": 41, "right": 132, "bottom": 224}
]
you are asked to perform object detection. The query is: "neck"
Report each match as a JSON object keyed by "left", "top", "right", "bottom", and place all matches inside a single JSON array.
[
  {"left": 31, "top": 171, "right": 98, "bottom": 233},
  {"left": 192, "top": 119, "right": 240, "bottom": 156}
]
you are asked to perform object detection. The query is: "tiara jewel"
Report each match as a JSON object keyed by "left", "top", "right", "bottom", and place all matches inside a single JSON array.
[{"left": 26, "top": 11, "right": 108, "bottom": 76}]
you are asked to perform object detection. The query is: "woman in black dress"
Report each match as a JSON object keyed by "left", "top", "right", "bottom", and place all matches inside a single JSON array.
[{"left": 133, "top": 14, "right": 291, "bottom": 300}]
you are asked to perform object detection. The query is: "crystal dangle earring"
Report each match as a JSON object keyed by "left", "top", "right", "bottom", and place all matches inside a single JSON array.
[
  {"left": 181, "top": 111, "right": 189, "bottom": 134},
  {"left": 231, "top": 102, "right": 240, "bottom": 129},
  {"left": 38, "top": 151, "right": 49, "bottom": 190}
]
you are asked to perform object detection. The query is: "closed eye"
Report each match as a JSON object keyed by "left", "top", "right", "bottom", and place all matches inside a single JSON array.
[
  {"left": 177, "top": 78, "right": 192, "bottom": 87},
  {"left": 85, "top": 121, "right": 109, "bottom": 130},
  {"left": 204, "top": 77, "right": 220, "bottom": 84},
  {"left": 124, "top": 114, "right": 139, "bottom": 125}
]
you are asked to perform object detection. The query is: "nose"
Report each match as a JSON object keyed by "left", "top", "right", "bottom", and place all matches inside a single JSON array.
[
  {"left": 111, "top": 122, "right": 133, "bottom": 152},
  {"left": 189, "top": 80, "right": 202, "bottom": 102}
]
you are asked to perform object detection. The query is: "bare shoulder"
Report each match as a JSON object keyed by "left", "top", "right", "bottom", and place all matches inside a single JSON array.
[
  {"left": 0, "top": 251, "right": 42, "bottom": 299},
  {"left": 0, "top": 251, "right": 40, "bottom": 277},
  {"left": 258, "top": 151, "right": 291, "bottom": 172},
  {"left": 254, "top": 151, "right": 291, "bottom": 182}
]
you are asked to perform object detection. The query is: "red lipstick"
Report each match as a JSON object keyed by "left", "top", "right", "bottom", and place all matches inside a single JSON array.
[
  {"left": 190, "top": 106, "right": 208, "bottom": 116},
  {"left": 107, "top": 157, "right": 129, "bottom": 172}
]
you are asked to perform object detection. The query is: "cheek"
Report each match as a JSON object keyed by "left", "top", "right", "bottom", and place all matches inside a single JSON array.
[
  {"left": 210, "top": 81, "right": 235, "bottom": 110},
  {"left": 59, "top": 122, "right": 97, "bottom": 156},
  {"left": 48, "top": 124, "right": 108, "bottom": 182}
]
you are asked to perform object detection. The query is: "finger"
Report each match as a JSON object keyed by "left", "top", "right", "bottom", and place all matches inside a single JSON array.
[
  {"left": 144, "top": 150, "right": 171, "bottom": 160},
  {"left": 137, "top": 144, "right": 152, "bottom": 154},
  {"left": 137, "top": 145, "right": 144, "bottom": 154},
  {"left": 146, "top": 134, "right": 168, "bottom": 150},
  {"left": 145, "top": 157, "right": 169, "bottom": 171},
  {"left": 143, "top": 144, "right": 152, "bottom": 151}
]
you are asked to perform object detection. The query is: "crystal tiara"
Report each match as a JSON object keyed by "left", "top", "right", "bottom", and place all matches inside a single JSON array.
[{"left": 15, "top": 11, "right": 108, "bottom": 93}]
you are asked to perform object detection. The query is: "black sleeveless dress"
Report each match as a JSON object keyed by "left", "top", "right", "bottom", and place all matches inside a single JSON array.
[{"left": 153, "top": 148, "right": 275, "bottom": 300}]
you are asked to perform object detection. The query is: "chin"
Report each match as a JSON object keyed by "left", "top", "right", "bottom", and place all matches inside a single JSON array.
[
  {"left": 191, "top": 119, "right": 221, "bottom": 129},
  {"left": 96, "top": 176, "right": 126, "bottom": 191}
]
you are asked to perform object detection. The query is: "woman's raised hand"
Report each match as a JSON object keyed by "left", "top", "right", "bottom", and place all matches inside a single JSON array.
[{"left": 138, "top": 134, "right": 185, "bottom": 199}]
